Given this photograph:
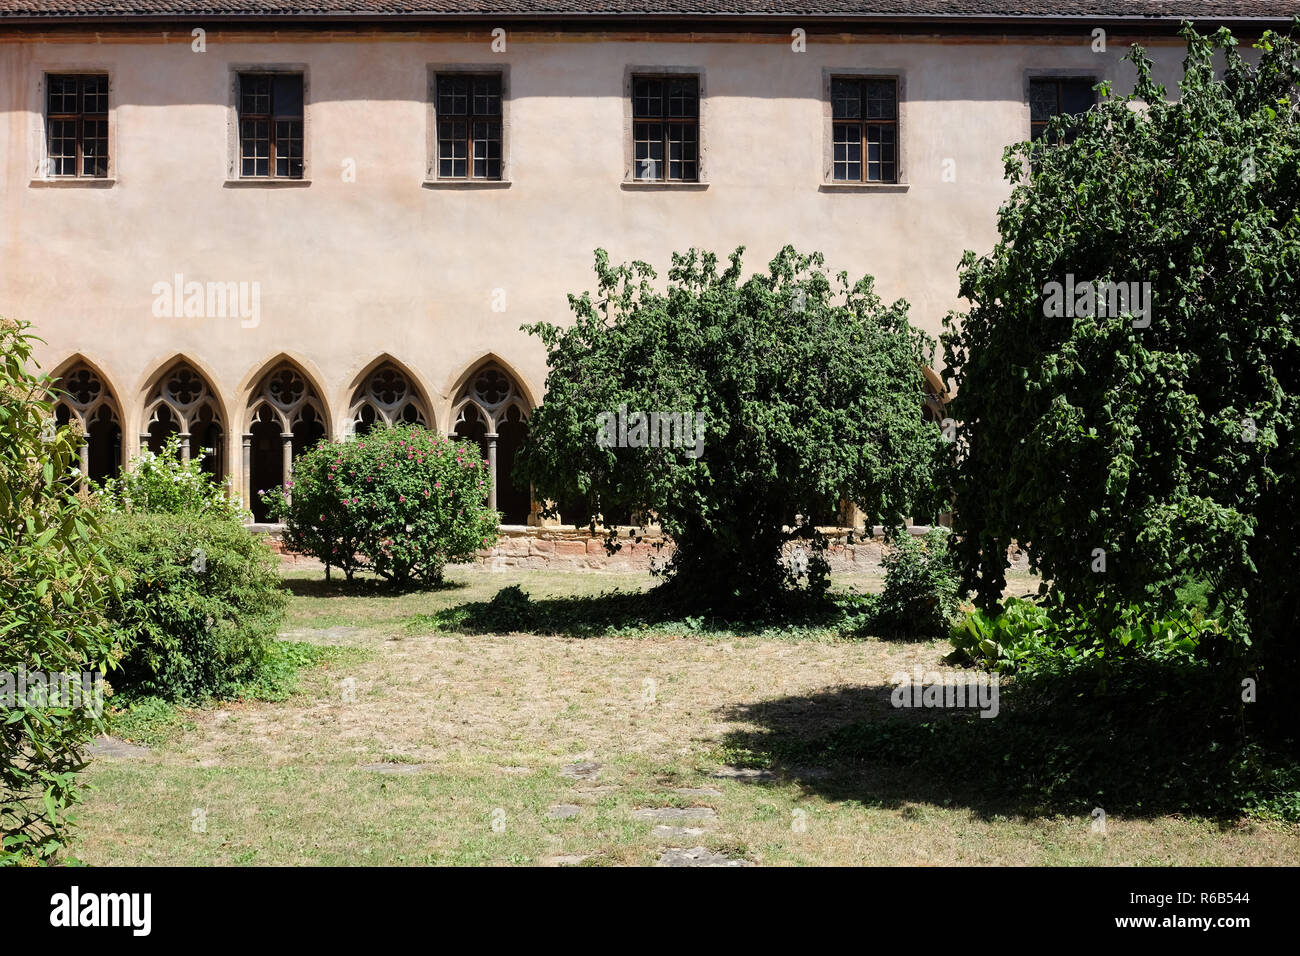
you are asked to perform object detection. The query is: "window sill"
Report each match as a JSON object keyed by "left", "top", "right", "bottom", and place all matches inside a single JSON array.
[
  {"left": 224, "top": 179, "right": 312, "bottom": 188},
  {"left": 819, "top": 182, "right": 909, "bottom": 193},
  {"left": 422, "top": 179, "right": 512, "bottom": 189},
  {"left": 30, "top": 177, "right": 115, "bottom": 188},
  {"left": 621, "top": 181, "right": 710, "bottom": 191}
]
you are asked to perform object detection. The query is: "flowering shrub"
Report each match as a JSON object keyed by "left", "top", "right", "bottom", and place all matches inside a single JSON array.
[
  {"left": 262, "top": 425, "right": 500, "bottom": 586},
  {"left": 97, "top": 434, "right": 244, "bottom": 520}
]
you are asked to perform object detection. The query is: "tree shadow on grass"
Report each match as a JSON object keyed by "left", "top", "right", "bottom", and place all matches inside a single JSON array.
[
  {"left": 409, "top": 582, "right": 858, "bottom": 638},
  {"left": 281, "top": 576, "right": 468, "bottom": 600},
  {"left": 715, "top": 659, "right": 1292, "bottom": 823}
]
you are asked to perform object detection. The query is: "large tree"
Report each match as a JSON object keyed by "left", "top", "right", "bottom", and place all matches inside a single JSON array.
[
  {"left": 518, "top": 246, "right": 946, "bottom": 610},
  {"left": 942, "top": 26, "right": 1300, "bottom": 722}
]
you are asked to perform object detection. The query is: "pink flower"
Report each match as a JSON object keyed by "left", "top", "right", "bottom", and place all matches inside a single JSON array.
[
  {"left": 399, "top": 495, "right": 406, "bottom": 502},
  {"left": 434, "top": 482, "right": 442, "bottom": 489}
]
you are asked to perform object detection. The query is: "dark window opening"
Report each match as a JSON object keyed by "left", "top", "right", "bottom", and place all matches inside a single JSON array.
[
  {"left": 1030, "top": 77, "right": 1097, "bottom": 144},
  {"left": 436, "top": 73, "right": 502, "bottom": 180},
  {"left": 46, "top": 74, "right": 109, "bottom": 178},
  {"left": 632, "top": 75, "right": 699, "bottom": 182},
  {"left": 831, "top": 77, "right": 898, "bottom": 183},
  {"left": 239, "top": 73, "right": 304, "bottom": 179}
]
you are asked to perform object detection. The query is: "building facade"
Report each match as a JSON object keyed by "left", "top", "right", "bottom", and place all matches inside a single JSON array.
[{"left": 0, "top": 2, "right": 1289, "bottom": 523}]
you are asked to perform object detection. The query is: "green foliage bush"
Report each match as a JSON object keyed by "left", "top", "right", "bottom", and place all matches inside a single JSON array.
[
  {"left": 870, "top": 527, "right": 962, "bottom": 638},
  {"left": 262, "top": 425, "right": 500, "bottom": 586},
  {"left": 942, "top": 26, "right": 1300, "bottom": 730},
  {"left": 1, "top": 318, "right": 118, "bottom": 864},
  {"left": 96, "top": 434, "right": 243, "bottom": 520},
  {"left": 518, "top": 245, "right": 947, "bottom": 611},
  {"left": 101, "top": 510, "right": 286, "bottom": 701},
  {"left": 948, "top": 595, "right": 1222, "bottom": 673}
]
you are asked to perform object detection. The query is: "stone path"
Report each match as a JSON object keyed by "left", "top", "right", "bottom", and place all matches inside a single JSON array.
[
  {"left": 657, "top": 847, "right": 754, "bottom": 867},
  {"left": 546, "top": 758, "right": 752, "bottom": 866}
]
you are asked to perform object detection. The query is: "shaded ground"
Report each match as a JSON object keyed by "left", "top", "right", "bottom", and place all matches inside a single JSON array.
[{"left": 75, "top": 567, "right": 1299, "bottom": 866}]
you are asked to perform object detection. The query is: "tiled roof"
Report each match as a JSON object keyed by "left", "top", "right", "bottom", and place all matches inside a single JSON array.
[{"left": 0, "top": 1, "right": 1295, "bottom": 19}]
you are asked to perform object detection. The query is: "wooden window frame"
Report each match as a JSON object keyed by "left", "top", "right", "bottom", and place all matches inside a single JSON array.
[
  {"left": 237, "top": 72, "right": 304, "bottom": 180},
  {"left": 630, "top": 73, "right": 700, "bottom": 183},
  {"left": 830, "top": 75, "right": 899, "bottom": 185},
  {"left": 434, "top": 72, "right": 504, "bottom": 181},
  {"left": 45, "top": 73, "right": 109, "bottom": 179},
  {"left": 1028, "top": 75, "right": 1099, "bottom": 144}
]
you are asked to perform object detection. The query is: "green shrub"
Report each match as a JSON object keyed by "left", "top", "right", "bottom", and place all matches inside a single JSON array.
[
  {"left": 262, "top": 425, "right": 500, "bottom": 586},
  {"left": 96, "top": 433, "right": 243, "bottom": 520},
  {"left": 1, "top": 318, "right": 118, "bottom": 865},
  {"left": 870, "top": 527, "right": 961, "bottom": 638},
  {"left": 941, "top": 26, "right": 1300, "bottom": 729},
  {"left": 101, "top": 511, "right": 286, "bottom": 701},
  {"left": 949, "top": 595, "right": 1223, "bottom": 673},
  {"left": 518, "top": 245, "right": 947, "bottom": 611}
]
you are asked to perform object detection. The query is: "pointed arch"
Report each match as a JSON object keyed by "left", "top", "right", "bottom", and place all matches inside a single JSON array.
[
  {"left": 448, "top": 356, "right": 537, "bottom": 525},
  {"left": 342, "top": 354, "right": 435, "bottom": 436},
  {"left": 241, "top": 355, "right": 330, "bottom": 522},
  {"left": 47, "top": 354, "right": 124, "bottom": 485},
  {"left": 135, "top": 354, "right": 228, "bottom": 477},
  {"left": 448, "top": 355, "right": 536, "bottom": 434},
  {"left": 237, "top": 352, "right": 333, "bottom": 435}
]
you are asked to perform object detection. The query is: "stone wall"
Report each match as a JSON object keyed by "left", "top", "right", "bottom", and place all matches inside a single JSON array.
[{"left": 256, "top": 523, "right": 1031, "bottom": 575}]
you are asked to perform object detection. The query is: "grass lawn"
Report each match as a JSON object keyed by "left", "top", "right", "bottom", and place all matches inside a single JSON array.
[{"left": 75, "top": 567, "right": 1300, "bottom": 866}]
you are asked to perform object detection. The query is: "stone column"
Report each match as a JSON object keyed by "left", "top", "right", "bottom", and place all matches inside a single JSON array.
[
  {"left": 485, "top": 432, "right": 499, "bottom": 513},
  {"left": 281, "top": 432, "right": 294, "bottom": 506},
  {"left": 78, "top": 441, "right": 90, "bottom": 493},
  {"left": 241, "top": 432, "right": 253, "bottom": 513},
  {"left": 178, "top": 432, "right": 191, "bottom": 463}
]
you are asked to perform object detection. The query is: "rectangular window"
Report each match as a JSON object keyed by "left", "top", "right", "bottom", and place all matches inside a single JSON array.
[
  {"left": 631, "top": 75, "right": 699, "bottom": 182},
  {"left": 238, "top": 73, "right": 304, "bottom": 179},
  {"left": 831, "top": 77, "right": 897, "bottom": 183},
  {"left": 45, "top": 74, "right": 109, "bottom": 178},
  {"left": 436, "top": 73, "right": 502, "bottom": 180},
  {"left": 1029, "top": 77, "right": 1097, "bottom": 143}
]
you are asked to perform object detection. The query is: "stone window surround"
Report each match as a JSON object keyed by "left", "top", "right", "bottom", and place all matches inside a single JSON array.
[
  {"left": 1022, "top": 67, "right": 1104, "bottom": 141},
  {"left": 820, "top": 67, "right": 908, "bottom": 193},
  {"left": 28, "top": 65, "right": 117, "bottom": 187},
  {"left": 425, "top": 63, "right": 513, "bottom": 188},
  {"left": 621, "top": 64, "right": 709, "bottom": 190},
  {"left": 224, "top": 63, "right": 312, "bottom": 187}
]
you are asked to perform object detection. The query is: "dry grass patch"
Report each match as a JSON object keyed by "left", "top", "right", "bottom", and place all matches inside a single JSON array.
[{"left": 74, "top": 567, "right": 1300, "bottom": 866}]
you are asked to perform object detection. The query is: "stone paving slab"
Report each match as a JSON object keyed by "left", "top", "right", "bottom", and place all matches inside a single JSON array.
[
  {"left": 633, "top": 806, "right": 718, "bottom": 823},
  {"left": 673, "top": 787, "right": 723, "bottom": 797},
  {"left": 86, "top": 736, "right": 150, "bottom": 759},
  {"left": 360, "top": 762, "right": 430, "bottom": 774},
  {"left": 657, "top": 846, "right": 753, "bottom": 867},
  {"left": 560, "top": 761, "right": 602, "bottom": 781},
  {"left": 651, "top": 825, "right": 707, "bottom": 841}
]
